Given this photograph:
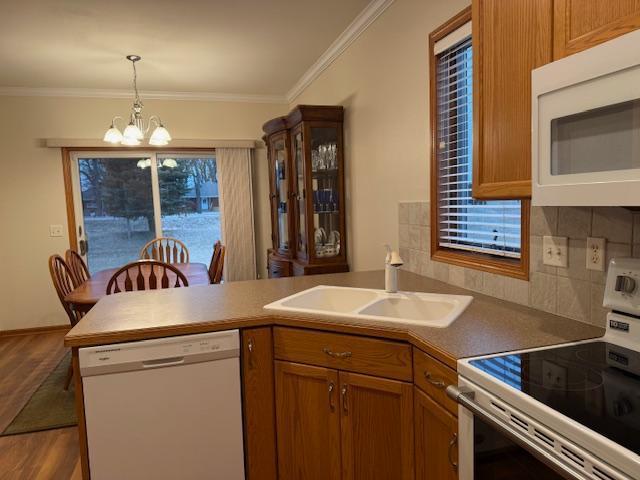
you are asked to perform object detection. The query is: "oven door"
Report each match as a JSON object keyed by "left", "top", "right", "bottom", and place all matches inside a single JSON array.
[{"left": 452, "top": 380, "right": 588, "bottom": 480}]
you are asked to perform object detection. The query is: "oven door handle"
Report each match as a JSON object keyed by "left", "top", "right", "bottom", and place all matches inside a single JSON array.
[{"left": 446, "top": 385, "right": 586, "bottom": 480}]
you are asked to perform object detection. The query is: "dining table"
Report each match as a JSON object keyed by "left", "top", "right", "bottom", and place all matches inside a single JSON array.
[{"left": 64, "top": 262, "right": 211, "bottom": 313}]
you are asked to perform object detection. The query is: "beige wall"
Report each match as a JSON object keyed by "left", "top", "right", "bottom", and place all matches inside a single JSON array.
[
  {"left": 291, "top": 0, "right": 469, "bottom": 271},
  {"left": 0, "top": 96, "right": 286, "bottom": 331}
]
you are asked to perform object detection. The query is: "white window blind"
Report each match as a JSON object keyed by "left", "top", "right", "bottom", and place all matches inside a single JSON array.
[{"left": 435, "top": 34, "right": 521, "bottom": 259}]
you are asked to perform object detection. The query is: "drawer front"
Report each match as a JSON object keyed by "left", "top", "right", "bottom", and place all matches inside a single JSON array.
[
  {"left": 268, "top": 259, "right": 291, "bottom": 278},
  {"left": 273, "top": 327, "right": 412, "bottom": 381},
  {"left": 413, "top": 348, "right": 458, "bottom": 416}
]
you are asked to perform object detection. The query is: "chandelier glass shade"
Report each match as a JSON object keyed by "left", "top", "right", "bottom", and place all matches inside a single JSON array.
[{"left": 103, "top": 55, "right": 172, "bottom": 147}]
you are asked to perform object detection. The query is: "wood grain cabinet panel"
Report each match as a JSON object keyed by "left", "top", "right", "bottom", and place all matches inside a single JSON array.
[
  {"left": 554, "top": 0, "right": 640, "bottom": 59},
  {"left": 339, "top": 372, "right": 414, "bottom": 480},
  {"left": 415, "top": 388, "right": 459, "bottom": 480},
  {"left": 274, "top": 361, "right": 341, "bottom": 480},
  {"left": 472, "top": 0, "right": 553, "bottom": 198},
  {"left": 241, "top": 328, "right": 278, "bottom": 480},
  {"left": 413, "top": 348, "right": 458, "bottom": 417},
  {"left": 273, "top": 327, "right": 412, "bottom": 381}
]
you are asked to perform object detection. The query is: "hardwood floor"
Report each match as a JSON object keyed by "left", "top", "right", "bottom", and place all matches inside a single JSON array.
[{"left": 0, "top": 331, "right": 81, "bottom": 479}]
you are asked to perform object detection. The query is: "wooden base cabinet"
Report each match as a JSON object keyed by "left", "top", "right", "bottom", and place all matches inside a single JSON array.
[
  {"left": 340, "top": 372, "right": 414, "bottom": 480},
  {"left": 274, "top": 361, "right": 414, "bottom": 480},
  {"left": 275, "top": 361, "right": 341, "bottom": 480},
  {"left": 241, "top": 328, "right": 278, "bottom": 480},
  {"left": 414, "top": 388, "right": 458, "bottom": 480}
]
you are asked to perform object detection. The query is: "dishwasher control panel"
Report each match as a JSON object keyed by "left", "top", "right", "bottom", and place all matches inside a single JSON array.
[{"left": 79, "top": 330, "right": 240, "bottom": 376}]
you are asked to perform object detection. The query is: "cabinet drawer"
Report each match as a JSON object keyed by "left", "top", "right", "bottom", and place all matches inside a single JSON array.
[
  {"left": 413, "top": 348, "right": 458, "bottom": 416},
  {"left": 273, "top": 327, "right": 412, "bottom": 381},
  {"left": 268, "top": 258, "right": 292, "bottom": 278}
]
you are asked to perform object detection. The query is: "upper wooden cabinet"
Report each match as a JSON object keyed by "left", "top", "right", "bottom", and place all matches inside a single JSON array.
[
  {"left": 553, "top": 0, "right": 640, "bottom": 59},
  {"left": 472, "top": 0, "right": 553, "bottom": 199}
]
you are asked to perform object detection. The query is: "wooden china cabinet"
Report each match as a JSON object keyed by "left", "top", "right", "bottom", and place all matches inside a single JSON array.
[{"left": 263, "top": 105, "right": 349, "bottom": 278}]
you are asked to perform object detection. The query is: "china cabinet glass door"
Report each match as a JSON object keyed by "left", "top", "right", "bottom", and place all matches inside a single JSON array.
[
  {"left": 292, "top": 127, "right": 307, "bottom": 258},
  {"left": 271, "top": 135, "right": 290, "bottom": 253},
  {"left": 309, "top": 126, "right": 342, "bottom": 260}
]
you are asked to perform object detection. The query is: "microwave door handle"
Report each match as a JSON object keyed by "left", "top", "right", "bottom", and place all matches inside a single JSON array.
[{"left": 446, "top": 385, "right": 585, "bottom": 480}]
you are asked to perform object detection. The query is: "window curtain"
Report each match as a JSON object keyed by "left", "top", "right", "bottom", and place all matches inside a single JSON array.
[{"left": 216, "top": 147, "right": 257, "bottom": 281}]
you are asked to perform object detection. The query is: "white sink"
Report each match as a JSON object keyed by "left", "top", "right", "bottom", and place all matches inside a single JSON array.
[{"left": 264, "top": 286, "right": 473, "bottom": 328}]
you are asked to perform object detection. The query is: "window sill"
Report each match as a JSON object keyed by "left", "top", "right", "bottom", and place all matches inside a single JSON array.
[{"left": 431, "top": 247, "right": 529, "bottom": 281}]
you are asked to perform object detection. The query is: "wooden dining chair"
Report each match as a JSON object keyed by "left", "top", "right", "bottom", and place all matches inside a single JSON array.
[
  {"left": 140, "top": 237, "right": 189, "bottom": 264},
  {"left": 208, "top": 240, "right": 223, "bottom": 283},
  {"left": 65, "top": 249, "right": 90, "bottom": 288},
  {"left": 48, "top": 254, "right": 83, "bottom": 390},
  {"left": 106, "top": 260, "right": 189, "bottom": 295},
  {"left": 210, "top": 245, "right": 226, "bottom": 284}
]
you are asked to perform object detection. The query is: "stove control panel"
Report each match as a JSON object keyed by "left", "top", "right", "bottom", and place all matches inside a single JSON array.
[{"left": 604, "top": 257, "right": 640, "bottom": 316}]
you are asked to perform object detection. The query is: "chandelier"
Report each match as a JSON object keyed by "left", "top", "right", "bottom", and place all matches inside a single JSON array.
[{"left": 103, "top": 55, "right": 171, "bottom": 146}]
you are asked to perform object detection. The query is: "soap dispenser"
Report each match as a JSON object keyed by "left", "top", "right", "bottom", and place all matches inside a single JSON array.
[{"left": 384, "top": 245, "right": 404, "bottom": 293}]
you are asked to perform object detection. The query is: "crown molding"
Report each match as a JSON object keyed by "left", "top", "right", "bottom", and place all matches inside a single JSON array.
[
  {"left": 0, "top": 86, "right": 287, "bottom": 104},
  {"left": 45, "top": 138, "right": 259, "bottom": 149},
  {"left": 286, "top": 0, "right": 395, "bottom": 103}
]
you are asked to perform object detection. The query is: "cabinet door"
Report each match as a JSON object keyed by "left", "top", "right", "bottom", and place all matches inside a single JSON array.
[
  {"left": 414, "top": 388, "right": 458, "bottom": 480},
  {"left": 268, "top": 132, "right": 293, "bottom": 254},
  {"left": 554, "top": 0, "right": 640, "bottom": 59},
  {"left": 472, "top": 0, "right": 552, "bottom": 198},
  {"left": 241, "top": 328, "right": 278, "bottom": 480},
  {"left": 275, "top": 361, "right": 341, "bottom": 480},
  {"left": 339, "top": 372, "right": 414, "bottom": 480}
]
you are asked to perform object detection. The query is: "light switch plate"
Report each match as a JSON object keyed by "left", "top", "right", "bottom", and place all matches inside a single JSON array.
[
  {"left": 542, "top": 236, "right": 568, "bottom": 267},
  {"left": 49, "top": 224, "right": 64, "bottom": 237},
  {"left": 586, "top": 237, "right": 606, "bottom": 271}
]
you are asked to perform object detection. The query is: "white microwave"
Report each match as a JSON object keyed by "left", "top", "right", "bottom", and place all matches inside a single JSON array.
[{"left": 532, "top": 28, "right": 640, "bottom": 206}]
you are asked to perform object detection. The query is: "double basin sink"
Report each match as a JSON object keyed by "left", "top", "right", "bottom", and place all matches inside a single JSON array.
[{"left": 264, "top": 285, "right": 473, "bottom": 328}]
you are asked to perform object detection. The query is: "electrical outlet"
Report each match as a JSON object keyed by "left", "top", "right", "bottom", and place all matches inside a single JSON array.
[
  {"left": 542, "top": 236, "right": 568, "bottom": 267},
  {"left": 49, "top": 224, "right": 64, "bottom": 237},
  {"left": 586, "top": 237, "right": 606, "bottom": 271}
]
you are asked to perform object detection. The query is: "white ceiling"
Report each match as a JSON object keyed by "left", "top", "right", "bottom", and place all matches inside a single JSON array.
[{"left": 0, "top": 0, "right": 371, "bottom": 97}]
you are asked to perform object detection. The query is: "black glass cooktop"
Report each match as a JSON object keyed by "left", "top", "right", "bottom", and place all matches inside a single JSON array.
[{"left": 470, "top": 341, "right": 640, "bottom": 455}]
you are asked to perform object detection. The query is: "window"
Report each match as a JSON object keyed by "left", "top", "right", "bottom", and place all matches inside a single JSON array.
[
  {"left": 430, "top": 9, "right": 527, "bottom": 278},
  {"left": 70, "top": 151, "right": 219, "bottom": 272}
]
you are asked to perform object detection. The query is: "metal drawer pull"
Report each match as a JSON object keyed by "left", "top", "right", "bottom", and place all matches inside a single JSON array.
[
  {"left": 247, "top": 338, "right": 254, "bottom": 368},
  {"left": 328, "top": 382, "right": 336, "bottom": 411},
  {"left": 341, "top": 385, "right": 349, "bottom": 414},
  {"left": 446, "top": 385, "right": 584, "bottom": 480},
  {"left": 424, "top": 371, "right": 446, "bottom": 389},
  {"left": 323, "top": 347, "right": 352, "bottom": 359},
  {"left": 448, "top": 433, "right": 458, "bottom": 469}
]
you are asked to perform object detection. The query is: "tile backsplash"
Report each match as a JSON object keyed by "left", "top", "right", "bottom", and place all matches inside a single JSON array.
[{"left": 398, "top": 202, "right": 640, "bottom": 328}]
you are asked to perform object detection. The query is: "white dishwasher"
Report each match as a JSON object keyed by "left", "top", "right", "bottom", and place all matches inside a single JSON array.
[{"left": 79, "top": 330, "right": 245, "bottom": 480}]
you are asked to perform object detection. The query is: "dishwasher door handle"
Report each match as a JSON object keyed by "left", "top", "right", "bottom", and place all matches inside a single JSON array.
[
  {"left": 446, "top": 385, "right": 585, "bottom": 480},
  {"left": 142, "top": 356, "right": 185, "bottom": 368}
]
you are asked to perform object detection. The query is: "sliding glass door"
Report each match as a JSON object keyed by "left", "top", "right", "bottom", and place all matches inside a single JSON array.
[{"left": 71, "top": 151, "right": 219, "bottom": 273}]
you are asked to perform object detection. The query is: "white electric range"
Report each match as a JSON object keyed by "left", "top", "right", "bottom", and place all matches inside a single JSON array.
[{"left": 449, "top": 258, "right": 640, "bottom": 480}]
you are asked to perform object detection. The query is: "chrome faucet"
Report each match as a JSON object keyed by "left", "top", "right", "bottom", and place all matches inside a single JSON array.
[{"left": 384, "top": 245, "right": 404, "bottom": 293}]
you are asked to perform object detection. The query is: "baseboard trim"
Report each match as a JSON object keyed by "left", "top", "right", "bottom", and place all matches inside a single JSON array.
[{"left": 0, "top": 324, "right": 71, "bottom": 338}]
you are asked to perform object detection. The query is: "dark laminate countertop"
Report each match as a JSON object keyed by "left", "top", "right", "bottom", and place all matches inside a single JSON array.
[{"left": 65, "top": 270, "right": 604, "bottom": 369}]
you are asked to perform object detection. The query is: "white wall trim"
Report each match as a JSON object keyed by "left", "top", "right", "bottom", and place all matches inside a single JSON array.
[
  {"left": 285, "top": 0, "right": 395, "bottom": 103},
  {"left": 0, "top": 86, "right": 286, "bottom": 104},
  {"left": 45, "top": 138, "right": 260, "bottom": 149}
]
